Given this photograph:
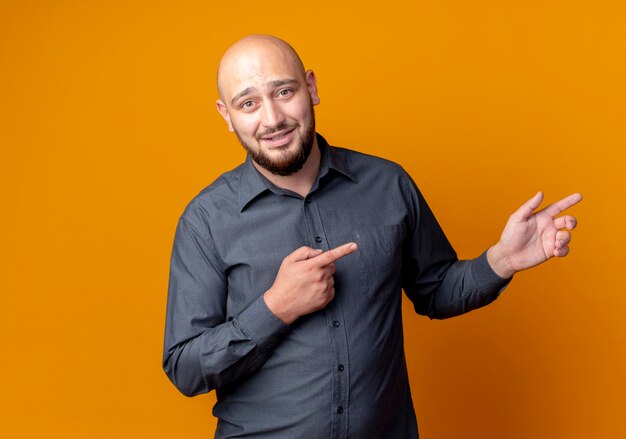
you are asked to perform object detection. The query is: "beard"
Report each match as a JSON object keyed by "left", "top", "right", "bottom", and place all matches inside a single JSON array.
[{"left": 235, "top": 105, "right": 316, "bottom": 176}]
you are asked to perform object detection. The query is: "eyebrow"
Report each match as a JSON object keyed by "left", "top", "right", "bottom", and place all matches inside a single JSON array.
[{"left": 230, "top": 79, "right": 299, "bottom": 106}]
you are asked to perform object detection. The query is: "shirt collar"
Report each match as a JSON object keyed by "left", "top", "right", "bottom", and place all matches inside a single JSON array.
[
  {"left": 318, "top": 133, "right": 355, "bottom": 183},
  {"left": 238, "top": 133, "right": 356, "bottom": 212}
]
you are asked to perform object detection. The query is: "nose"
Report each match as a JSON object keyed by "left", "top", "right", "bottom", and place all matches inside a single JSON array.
[{"left": 261, "top": 100, "right": 285, "bottom": 129}]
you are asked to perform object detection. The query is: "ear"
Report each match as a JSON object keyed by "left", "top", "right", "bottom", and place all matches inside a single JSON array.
[
  {"left": 305, "top": 70, "right": 320, "bottom": 106},
  {"left": 216, "top": 100, "right": 234, "bottom": 132}
]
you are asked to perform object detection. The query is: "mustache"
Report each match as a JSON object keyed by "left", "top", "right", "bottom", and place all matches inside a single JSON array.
[{"left": 257, "top": 123, "right": 298, "bottom": 139}]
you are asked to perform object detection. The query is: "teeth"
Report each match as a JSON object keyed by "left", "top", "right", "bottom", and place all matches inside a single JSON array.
[{"left": 269, "top": 133, "right": 286, "bottom": 141}]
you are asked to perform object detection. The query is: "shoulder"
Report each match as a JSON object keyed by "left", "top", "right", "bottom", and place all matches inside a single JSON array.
[
  {"left": 333, "top": 145, "right": 404, "bottom": 168},
  {"left": 327, "top": 141, "right": 424, "bottom": 211},
  {"left": 178, "top": 162, "right": 246, "bottom": 233},
  {"left": 329, "top": 144, "right": 413, "bottom": 185}
]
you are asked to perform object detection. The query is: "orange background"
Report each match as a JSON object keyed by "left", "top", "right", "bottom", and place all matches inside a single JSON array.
[{"left": 1, "top": 1, "right": 624, "bottom": 437}]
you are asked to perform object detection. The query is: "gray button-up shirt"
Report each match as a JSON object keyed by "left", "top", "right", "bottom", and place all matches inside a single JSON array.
[{"left": 163, "top": 134, "right": 508, "bottom": 438}]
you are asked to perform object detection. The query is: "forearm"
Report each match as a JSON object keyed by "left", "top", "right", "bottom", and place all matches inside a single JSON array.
[
  {"left": 163, "top": 216, "right": 290, "bottom": 396},
  {"left": 163, "top": 295, "right": 289, "bottom": 396},
  {"left": 424, "top": 251, "right": 511, "bottom": 320}
]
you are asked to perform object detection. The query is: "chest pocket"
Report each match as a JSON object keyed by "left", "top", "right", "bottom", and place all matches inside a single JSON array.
[{"left": 351, "top": 223, "right": 406, "bottom": 302}]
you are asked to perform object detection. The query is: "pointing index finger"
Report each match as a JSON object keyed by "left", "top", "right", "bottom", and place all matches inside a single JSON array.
[
  {"left": 311, "top": 242, "right": 358, "bottom": 267},
  {"left": 543, "top": 193, "right": 583, "bottom": 217}
]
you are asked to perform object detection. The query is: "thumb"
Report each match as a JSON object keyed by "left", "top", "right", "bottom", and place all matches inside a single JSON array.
[{"left": 514, "top": 191, "right": 544, "bottom": 220}]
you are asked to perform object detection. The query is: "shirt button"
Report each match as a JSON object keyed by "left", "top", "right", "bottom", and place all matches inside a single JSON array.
[
  {"left": 332, "top": 321, "right": 340, "bottom": 327},
  {"left": 305, "top": 197, "right": 312, "bottom": 204},
  {"left": 337, "top": 406, "right": 344, "bottom": 414},
  {"left": 337, "top": 364, "right": 345, "bottom": 372},
  {"left": 314, "top": 236, "right": 323, "bottom": 243}
]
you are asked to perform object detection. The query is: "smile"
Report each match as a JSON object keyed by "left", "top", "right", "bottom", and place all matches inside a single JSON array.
[{"left": 260, "top": 128, "right": 296, "bottom": 148}]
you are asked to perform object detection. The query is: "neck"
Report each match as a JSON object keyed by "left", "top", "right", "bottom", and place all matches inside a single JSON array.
[{"left": 252, "top": 138, "right": 321, "bottom": 198}]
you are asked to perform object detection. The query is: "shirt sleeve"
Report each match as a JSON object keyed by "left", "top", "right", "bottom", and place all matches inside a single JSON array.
[
  {"left": 162, "top": 216, "right": 290, "bottom": 396},
  {"left": 400, "top": 173, "right": 511, "bottom": 319}
]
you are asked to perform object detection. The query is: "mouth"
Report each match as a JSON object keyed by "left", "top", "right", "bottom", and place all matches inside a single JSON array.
[{"left": 259, "top": 128, "right": 296, "bottom": 148}]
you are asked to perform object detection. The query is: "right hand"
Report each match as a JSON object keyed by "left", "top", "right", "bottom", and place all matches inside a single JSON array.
[{"left": 264, "top": 242, "right": 358, "bottom": 324}]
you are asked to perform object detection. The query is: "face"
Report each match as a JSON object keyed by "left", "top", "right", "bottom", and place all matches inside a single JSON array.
[
  {"left": 216, "top": 38, "right": 320, "bottom": 176},
  {"left": 234, "top": 97, "right": 316, "bottom": 176}
]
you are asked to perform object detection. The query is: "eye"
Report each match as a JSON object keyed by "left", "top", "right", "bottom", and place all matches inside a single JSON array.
[
  {"left": 277, "top": 89, "right": 293, "bottom": 98},
  {"left": 240, "top": 100, "right": 256, "bottom": 110}
]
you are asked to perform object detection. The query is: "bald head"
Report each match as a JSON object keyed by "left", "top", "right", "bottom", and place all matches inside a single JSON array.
[
  {"left": 217, "top": 35, "right": 306, "bottom": 102},
  {"left": 214, "top": 35, "right": 320, "bottom": 177}
]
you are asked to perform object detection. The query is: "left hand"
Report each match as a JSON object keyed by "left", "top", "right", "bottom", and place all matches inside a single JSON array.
[{"left": 487, "top": 191, "right": 582, "bottom": 279}]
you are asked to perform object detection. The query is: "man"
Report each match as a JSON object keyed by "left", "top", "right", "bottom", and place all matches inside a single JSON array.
[{"left": 163, "top": 35, "right": 581, "bottom": 438}]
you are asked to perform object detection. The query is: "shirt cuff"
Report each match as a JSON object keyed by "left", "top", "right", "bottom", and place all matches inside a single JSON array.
[
  {"left": 237, "top": 295, "right": 290, "bottom": 349},
  {"left": 474, "top": 250, "right": 512, "bottom": 293}
]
